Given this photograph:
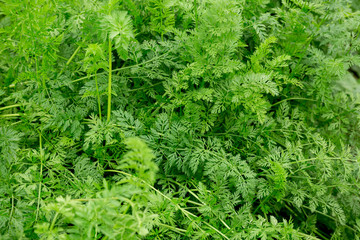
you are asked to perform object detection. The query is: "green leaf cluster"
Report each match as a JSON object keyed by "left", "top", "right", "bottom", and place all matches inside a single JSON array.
[{"left": 1, "top": 0, "right": 360, "bottom": 239}]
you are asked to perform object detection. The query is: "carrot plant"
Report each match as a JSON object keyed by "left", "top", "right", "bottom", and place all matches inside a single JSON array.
[{"left": 1, "top": 0, "right": 360, "bottom": 239}]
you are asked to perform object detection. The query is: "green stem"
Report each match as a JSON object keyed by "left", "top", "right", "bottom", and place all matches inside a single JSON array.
[
  {"left": 288, "top": 157, "right": 357, "bottom": 166},
  {"left": 41, "top": 59, "right": 46, "bottom": 90},
  {"left": 9, "top": 194, "right": 14, "bottom": 225},
  {"left": 71, "top": 52, "right": 169, "bottom": 83},
  {"left": 291, "top": 15, "right": 328, "bottom": 74},
  {"left": 157, "top": 223, "right": 187, "bottom": 234},
  {"left": 297, "top": 232, "right": 321, "bottom": 240},
  {"left": 94, "top": 73, "right": 102, "bottom": 120},
  {"left": 58, "top": 40, "right": 85, "bottom": 77},
  {"left": 66, "top": 44, "right": 82, "bottom": 66},
  {"left": 35, "top": 133, "right": 43, "bottom": 222},
  {"left": 347, "top": 26, "right": 360, "bottom": 55},
  {"left": 167, "top": 178, "right": 231, "bottom": 230},
  {"left": 49, "top": 212, "right": 60, "bottom": 231},
  {"left": 107, "top": 38, "right": 112, "bottom": 122},
  {"left": 0, "top": 113, "right": 20, "bottom": 118},
  {"left": 272, "top": 97, "right": 317, "bottom": 106},
  {"left": 194, "top": 0, "right": 198, "bottom": 29},
  {"left": 253, "top": 194, "right": 272, "bottom": 215},
  {"left": 283, "top": 199, "right": 358, "bottom": 234},
  {"left": 35, "top": 56, "right": 41, "bottom": 94},
  {"left": 313, "top": 229, "right": 329, "bottom": 240},
  {"left": 104, "top": 169, "right": 228, "bottom": 239},
  {"left": 0, "top": 104, "right": 22, "bottom": 111}
]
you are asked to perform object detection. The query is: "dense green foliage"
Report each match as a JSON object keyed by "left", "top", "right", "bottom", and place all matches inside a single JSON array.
[{"left": 1, "top": 0, "right": 360, "bottom": 239}]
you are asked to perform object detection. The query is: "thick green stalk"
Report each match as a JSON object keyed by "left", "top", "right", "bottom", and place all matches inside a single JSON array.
[
  {"left": 95, "top": 73, "right": 102, "bottom": 120},
  {"left": 0, "top": 113, "right": 20, "bottom": 118},
  {"left": 107, "top": 38, "right": 112, "bottom": 122},
  {"left": 0, "top": 104, "right": 21, "bottom": 111}
]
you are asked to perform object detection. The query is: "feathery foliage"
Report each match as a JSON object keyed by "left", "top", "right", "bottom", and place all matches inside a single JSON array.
[{"left": 1, "top": 0, "right": 360, "bottom": 239}]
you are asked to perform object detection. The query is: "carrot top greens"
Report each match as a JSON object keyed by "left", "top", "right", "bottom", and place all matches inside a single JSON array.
[{"left": 1, "top": 0, "right": 360, "bottom": 239}]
